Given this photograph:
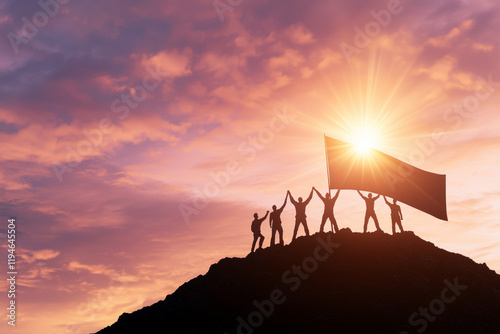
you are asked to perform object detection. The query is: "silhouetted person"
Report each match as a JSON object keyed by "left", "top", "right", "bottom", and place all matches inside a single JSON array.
[
  {"left": 313, "top": 187, "right": 341, "bottom": 233},
  {"left": 357, "top": 190, "right": 382, "bottom": 233},
  {"left": 270, "top": 193, "right": 288, "bottom": 246},
  {"left": 384, "top": 196, "right": 404, "bottom": 234},
  {"left": 288, "top": 189, "right": 313, "bottom": 241},
  {"left": 251, "top": 211, "right": 269, "bottom": 253}
]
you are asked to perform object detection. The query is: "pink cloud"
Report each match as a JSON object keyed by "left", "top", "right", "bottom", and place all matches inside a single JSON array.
[{"left": 141, "top": 49, "right": 193, "bottom": 78}]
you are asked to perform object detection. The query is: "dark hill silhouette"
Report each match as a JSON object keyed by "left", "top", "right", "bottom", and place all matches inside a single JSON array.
[{"left": 95, "top": 230, "right": 500, "bottom": 334}]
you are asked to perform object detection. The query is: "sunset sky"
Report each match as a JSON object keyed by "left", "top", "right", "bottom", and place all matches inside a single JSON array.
[{"left": 1, "top": 0, "right": 500, "bottom": 333}]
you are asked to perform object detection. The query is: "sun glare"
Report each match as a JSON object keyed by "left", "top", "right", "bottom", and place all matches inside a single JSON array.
[{"left": 353, "top": 128, "right": 377, "bottom": 154}]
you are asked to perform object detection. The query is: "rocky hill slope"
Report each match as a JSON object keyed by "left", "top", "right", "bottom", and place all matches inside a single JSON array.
[{"left": 95, "top": 230, "right": 500, "bottom": 333}]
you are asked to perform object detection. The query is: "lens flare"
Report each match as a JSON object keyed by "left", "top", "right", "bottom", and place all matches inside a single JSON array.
[{"left": 353, "top": 128, "right": 377, "bottom": 154}]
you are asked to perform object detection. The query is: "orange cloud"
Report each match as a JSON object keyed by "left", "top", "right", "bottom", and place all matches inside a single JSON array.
[
  {"left": 67, "top": 262, "right": 138, "bottom": 282},
  {"left": 427, "top": 19, "right": 474, "bottom": 47},
  {"left": 19, "top": 249, "right": 60, "bottom": 263},
  {"left": 268, "top": 48, "right": 305, "bottom": 69},
  {"left": 472, "top": 42, "right": 494, "bottom": 52},
  {"left": 285, "top": 24, "right": 315, "bottom": 44}
]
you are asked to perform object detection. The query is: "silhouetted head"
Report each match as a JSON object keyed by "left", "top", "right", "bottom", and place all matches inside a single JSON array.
[
  {"left": 298, "top": 197, "right": 303, "bottom": 203},
  {"left": 272, "top": 205, "right": 277, "bottom": 211},
  {"left": 393, "top": 199, "right": 397, "bottom": 204},
  {"left": 368, "top": 193, "right": 372, "bottom": 198},
  {"left": 326, "top": 193, "right": 330, "bottom": 199},
  {"left": 253, "top": 213, "right": 258, "bottom": 219}
]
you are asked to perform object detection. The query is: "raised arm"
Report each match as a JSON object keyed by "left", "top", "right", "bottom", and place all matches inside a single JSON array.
[
  {"left": 357, "top": 190, "right": 367, "bottom": 199},
  {"left": 374, "top": 194, "right": 380, "bottom": 200},
  {"left": 333, "top": 189, "right": 341, "bottom": 200},
  {"left": 259, "top": 211, "right": 269, "bottom": 223},
  {"left": 383, "top": 196, "right": 390, "bottom": 205},
  {"left": 279, "top": 192, "right": 288, "bottom": 211},
  {"left": 288, "top": 190, "right": 297, "bottom": 204},
  {"left": 313, "top": 187, "right": 325, "bottom": 200},
  {"left": 304, "top": 188, "right": 314, "bottom": 205}
]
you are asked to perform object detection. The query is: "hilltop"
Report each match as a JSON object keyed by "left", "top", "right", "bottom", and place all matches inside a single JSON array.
[{"left": 96, "top": 230, "right": 500, "bottom": 333}]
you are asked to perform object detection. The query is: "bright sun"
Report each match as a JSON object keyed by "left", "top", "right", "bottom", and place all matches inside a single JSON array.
[{"left": 353, "top": 128, "right": 377, "bottom": 154}]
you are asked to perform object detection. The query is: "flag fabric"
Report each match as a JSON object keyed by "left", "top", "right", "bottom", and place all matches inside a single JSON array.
[{"left": 324, "top": 136, "right": 448, "bottom": 220}]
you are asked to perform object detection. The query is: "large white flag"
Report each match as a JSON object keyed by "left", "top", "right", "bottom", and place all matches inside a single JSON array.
[{"left": 325, "top": 136, "right": 448, "bottom": 220}]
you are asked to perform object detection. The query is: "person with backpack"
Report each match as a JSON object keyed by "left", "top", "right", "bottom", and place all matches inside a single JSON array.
[
  {"left": 270, "top": 193, "right": 288, "bottom": 246},
  {"left": 251, "top": 211, "right": 269, "bottom": 252}
]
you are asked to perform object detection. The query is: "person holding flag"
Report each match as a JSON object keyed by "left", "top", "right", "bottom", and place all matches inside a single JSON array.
[
  {"left": 384, "top": 196, "right": 404, "bottom": 234},
  {"left": 358, "top": 190, "right": 383, "bottom": 233}
]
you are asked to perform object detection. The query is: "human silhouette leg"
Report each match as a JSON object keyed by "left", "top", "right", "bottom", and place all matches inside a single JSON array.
[
  {"left": 392, "top": 220, "right": 396, "bottom": 235},
  {"left": 396, "top": 219, "right": 404, "bottom": 233},
  {"left": 258, "top": 233, "right": 265, "bottom": 249},
  {"left": 330, "top": 215, "right": 339, "bottom": 233},
  {"left": 271, "top": 228, "right": 276, "bottom": 246},
  {"left": 277, "top": 226, "right": 284, "bottom": 245},
  {"left": 320, "top": 214, "right": 327, "bottom": 232},
  {"left": 303, "top": 219, "right": 310, "bottom": 236},
  {"left": 292, "top": 220, "right": 300, "bottom": 240},
  {"left": 372, "top": 213, "right": 382, "bottom": 231},
  {"left": 363, "top": 213, "right": 370, "bottom": 233},
  {"left": 251, "top": 234, "right": 259, "bottom": 252}
]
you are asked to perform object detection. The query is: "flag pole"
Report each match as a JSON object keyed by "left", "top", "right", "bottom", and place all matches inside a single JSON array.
[
  {"left": 324, "top": 134, "right": 334, "bottom": 232},
  {"left": 324, "top": 134, "right": 331, "bottom": 197}
]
